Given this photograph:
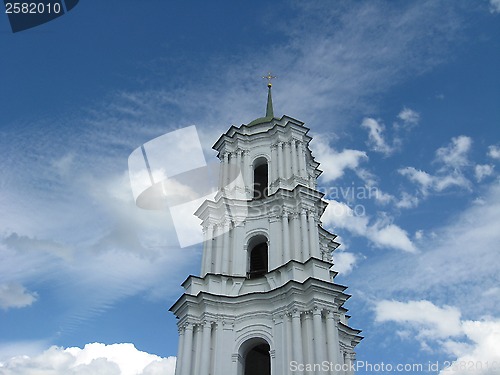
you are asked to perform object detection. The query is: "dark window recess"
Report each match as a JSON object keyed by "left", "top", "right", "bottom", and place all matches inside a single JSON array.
[
  {"left": 248, "top": 242, "right": 268, "bottom": 279},
  {"left": 244, "top": 343, "right": 271, "bottom": 375},
  {"left": 253, "top": 164, "right": 268, "bottom": 199}
]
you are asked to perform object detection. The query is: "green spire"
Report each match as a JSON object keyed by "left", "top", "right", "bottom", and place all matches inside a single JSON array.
[
  {"left": 266, "top": 83, "right": 274, "bottom": 118},
  {"left": 247, "top": 73, "right": 277, "bottom": 126}
]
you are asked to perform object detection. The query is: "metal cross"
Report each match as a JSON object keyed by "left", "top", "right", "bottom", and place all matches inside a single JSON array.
[{"left": 262, "top": 72, "right": 277, "bottom": 86}]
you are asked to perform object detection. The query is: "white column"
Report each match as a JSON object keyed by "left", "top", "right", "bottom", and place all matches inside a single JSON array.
[
  {"left": 194, "top": 325, "right": 202, "bottom": 375},
  {"left": 292, "top": 212, "right": 301, "bottom": 261},
  {"left": 228, "top": 152, "right": 235, "bottom": 188},
  {"left": 269, "top": 216, "right": 281, "bottom": 269},
  {"left": 230, "top": 223, "right": 238, "bottom": 274},
  {"left": 223, "top": 152, "right": 230, "bottom": 190},
  {"left": 278, "top": 142, "right": 285, "bottom": 181},
  {"left": 243, "top": 150, "right": 251, "bottom": 197},
  {"left": 273, "top": 315, "right": 285, "bottom": 374},
  {"left": 282, "top": 212, "right": 291, "bottom": 263},
  {"left": 202, "top": 224, "right": 214, "bottom": 276},
  {"left": 307, "top": 212, "right": 320, "bottom": 259},
  {"left": 284, "top": 141, "right": 292, "bottom": 180},
  {"left": 285, "top": 314, "right": 293, "bottom": 373},
  {"left": 181, "top": 323, "right": 193, "bottom": 375},
  {"left": 214, "top": 224, "right": 223, "bottom": 274},
  {"left": 325, "top": 310, "right": 341, "bottom": 367},
  {"left": 303, "top": 311, "right": 314, "bottom": 369},
  {"left": 291, "top": 139, "right": 299, "bottom": 178},
  {"left": 201, "top": 226, "right": 208, "bottom": 276},
  {"left": 309, "top": 211, "right": 322, "bottom": 259},
  {"left": 300, "top": 209, "right": 310, "bottom": 261},
  {"left": 312, "top": 307, "right": 327, "bottom": 366},
  {"left": 174, "top": 327, "right": 185, "bottom": 375},
  {"left": 271, "top": 144, "right": 278, "bottom": 188},
  {"left": 213, "top": 321, "right": 223, "bottom": 374},
  {"left": 222, "top": 221, "right": 230, "bottom": 274},
  {"left": 200, "top": 321, "right": 212, "bottom": 375},
  {"left": 235, "top": 149, "right": 242, "bottom": 180},
  {"left": 291, "top": 310, "right": 304, "bottom": 375},
  {"left": 297, "top": 141, "right": 307, "bottom": 178}
]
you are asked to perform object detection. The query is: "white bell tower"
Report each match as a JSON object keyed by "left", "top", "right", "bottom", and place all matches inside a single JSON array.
[{"left": 170, "top": 81, "right": 362, "bottom": 375}]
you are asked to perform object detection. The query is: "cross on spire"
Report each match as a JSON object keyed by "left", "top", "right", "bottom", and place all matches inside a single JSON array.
[{"left": 262, "top": 72, "right": 277, "bottom": 87}]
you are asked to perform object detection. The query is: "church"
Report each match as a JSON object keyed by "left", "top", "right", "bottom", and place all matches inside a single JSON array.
[{"left": 170, "top": 79, "right": 362, "bottom": 375}]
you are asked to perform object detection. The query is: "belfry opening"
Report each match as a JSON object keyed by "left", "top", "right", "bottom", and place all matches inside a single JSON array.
[
  {"left": 244, "top": 343, "right": 271, "bottom": 375},
  {"left": 248, "top": 235, "right": 268, "bottom": 279},
  {"left": 253, "top": 157, "right": 268, "bottom": 199}
]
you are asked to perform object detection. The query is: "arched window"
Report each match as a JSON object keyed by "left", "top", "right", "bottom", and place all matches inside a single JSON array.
[
  {"left": 248, "top": 235, "right": 268, "bottom": 279},
  {"left": 253, "top": 158, "right": 268, "bottom": 199},
  {"left": 244, "top": 343, "right": 270, "bottom": 375}
]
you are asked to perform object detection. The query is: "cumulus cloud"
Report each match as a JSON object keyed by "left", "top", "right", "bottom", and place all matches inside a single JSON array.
[
  {"left": 361, "top": 109, "right": 419, "bottom": 156},
  {"left": 488, "top": 145, "right": 500, "bottom": 160},
  {"left": 395, "top": 192, "right": 419, "bottom": 209},
  {"left": 374, "top": 300, "right": 500, "bottom": 375},
  {"left": 0, "top": 283, "right": 38, "bottom": 310},
  {"left": 0, "top": 343, "right": 176, "bottom": 375},
  {"left": 332, "top": 251, "right": 357, "bottom": 275},
  {"left": 361, "top": 118, "right": 394, "bottom": 156},
  {"left": 322, "top": 199, "right": 416, "bottom": 252},
  {"left": 490, "top": 0, "right": 500, "bottom": 13},
  {"left": 435, "top": 135, "right": 472, "bottom": 169},
  {"left": 474, "top": 164, "right": 494, "bottom": 182},
  {"left": 440, "top": 319, "right": 500, "bottom": 375},
  {"left": 399, "top": 136, "right": 475, "bottom": 195},
  {"left": 397, "top": 107, "right": 420, "bottom": 126},
  {"left": 375, "top": 300, "right": 462, "bottom": 339},
  {"left": 353, "top": 180, "right": 500, "bottom": 317},
  {"left": 311, "top": 137, "right": 368, "bottom": 182}
]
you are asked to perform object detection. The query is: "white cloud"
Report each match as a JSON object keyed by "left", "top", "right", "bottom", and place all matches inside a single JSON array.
[
  {"left": 353, "top": 180, "right": 500, "bottom": 317},
  {"left": 311, "top": 137, "right": 368, "bottom": 182},
  {"left": 490, "top": 0, "right": 500, "bottom": 13},
  {"left": 375, "top": 300, "right": 463, "bottom": 339},
  {"left": 374, "top": 300, "right": 500, "bottom": 375},
  {"left": 399, "top": 166, "right": 471, "bottom": 196},
  {"left": 0, "top": 343, "right": 176, "bottom": 375},
  {"left": 440, "top": 319, "right": 500, "bottom": 375},
  {"left": 0, "top": 283, "right": 37, "bottom": 310},
  {"left": 435, "top": 135, "right": 472, "bottom": 168},
  {"left": 395, "top": 192, "right": 419, "bottom": 209},
  {"left": 397, "top": 107, "right": 420, "bottom": 125},
  {"left": 488, "top": 145, "right": 500, "bottom": 160},
  {"left": 373, "top": 224, "right": 416, "bottom": 253},
  {"left": 361, "top": 118, "right": 394, "bottom": 156},
  {"left": 474, "top": 164, "right": 494, "bottom": 182},
  {"left": 332, "top": 251, "right": 357, "bottom": 275},
  {"left": 322, "top": 199, "right": 416, "bottom": 252},
  {"left": 398, "top": 167, "right": 434, "bottom": 194}
]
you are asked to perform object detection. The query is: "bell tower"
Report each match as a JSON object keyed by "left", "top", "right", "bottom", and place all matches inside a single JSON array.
[{"left": 170, "top": 81, "right": 362, "bottom": 375}]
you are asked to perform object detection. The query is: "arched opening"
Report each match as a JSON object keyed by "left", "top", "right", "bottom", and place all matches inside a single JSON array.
[
  {"left": 247, "top": 235, "right": 268, "bottom": 279},
  {"left": 253, "top": 158, "right": 268, "bottom": 200},
  {"left": 244, "top": 343, "right": 270, "bottom": 375}
]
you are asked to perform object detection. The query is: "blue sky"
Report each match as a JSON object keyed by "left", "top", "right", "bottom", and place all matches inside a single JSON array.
[{"left": 1, "top": 1, "right": 499, "bottom": 374}]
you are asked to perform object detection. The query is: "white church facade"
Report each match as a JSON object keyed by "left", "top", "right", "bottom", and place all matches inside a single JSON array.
[{"left": 170, "top": 83, "right": 362, "bottom": 375}]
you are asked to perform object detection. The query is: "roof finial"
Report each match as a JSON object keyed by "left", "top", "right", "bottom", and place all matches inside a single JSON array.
[
  {"left": 262, "top": 72, "right": 276, "bottom": 118},
  {"left": 263, "top": 72, "right": 277, "bottom": 87}
]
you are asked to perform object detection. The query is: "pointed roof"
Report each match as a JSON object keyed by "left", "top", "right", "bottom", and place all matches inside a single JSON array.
[
  {"left": 266, "top": 83, "right": 274, "bottom": 118},
  {"left": 248, "top": 82, "right": 275, "bottom": 126}
]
